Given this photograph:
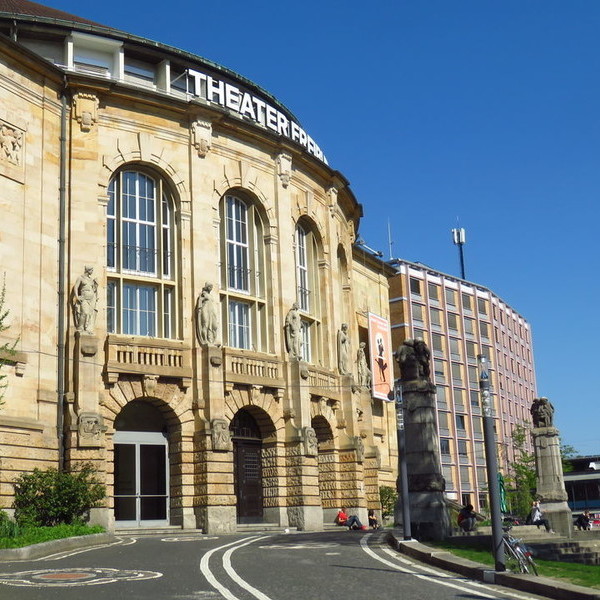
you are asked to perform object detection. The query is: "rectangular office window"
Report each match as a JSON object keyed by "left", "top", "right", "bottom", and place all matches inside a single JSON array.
[
  {"left": 456, "top": 414, "right": 466, "bottom": 433},
  {"left": 470, "top": 390, "right": 480, "bottom": 409},
  {"left": 430, "top": 308, "right": 442, "bottom": 328},
  {"left": 473, "top": 417, "right": 483, "bottom": 439},
  {"left": 432, "top": 333, "right": 444, "bottom": 355},
  {"left": 434, "top": 360, "right": 446, "bottom": 382},
  {"left": 460, "top": 466, "right": 471, "bottom": 486},
  {"left": 466, "top": 341, "right": 477, "bottom": 360},
  {"left": 428, "top": 283, "right": 439, "bottom": 301},
  {"left": 451, "top": 363, "right": 463, "bottom": 385},
  {"left": 440, "top": 438, "right": 451, "bottom": 457},
  {"left": 462, "top": 293, "right": 472, "bottom": 312},
  {"left": 410, "top": 277, "right": 422, "bottom": 296},
  {"left": 457, "top": 440, "right": 468, "bottom": 457},
  {"left": 454, "top": 388, "right": 465, "bottom": 410},
  {"left": 448, "top": 313, "right": 458, "bottom": 331},
  {"left": 436, "top": 385, "right": 448, "bottom": 408},
  {"left": 411, "top": 303, "right": 424, "bottom": 322},
  {"left": 477, "top": 298, "right": 488, "bottom": 316},
  {"left": 464, "top": 318, "right": 474, "bottom": 336},
  {"left": 123, "top": 283, "right": 157, "bottom": 336},
  {"left": 445, "top": 288, "right": 456, "bottom": 306},
  {"left": 480, "top": 322, "right": 489, "bottom": 339},
  {"left": 468, "top": 366, "right": 479, "bottom": 386},
  {"left": 438, "top": 412, "right": 449, "bottom": 436},
  {"left": 442, "top": 466, "right": 454, "bottom": 489},
  {"left": 450, "top": 338, "right": 460, "bottom": 359}
]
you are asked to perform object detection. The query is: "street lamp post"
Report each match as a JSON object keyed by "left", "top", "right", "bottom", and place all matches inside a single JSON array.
[
  {"left": 478, "top": 354, "right": 505, "bottom": 571},
  {"left": 395, "top": 378, "right": 412, "bottom": 540}
]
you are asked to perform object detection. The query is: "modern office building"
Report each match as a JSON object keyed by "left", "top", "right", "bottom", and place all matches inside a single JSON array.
[
  {"left": 389, "top": 259, "right": 537, "bottom": 512},
  {"left": 0, "top": 0, "right": 398, "bottom": 532}
]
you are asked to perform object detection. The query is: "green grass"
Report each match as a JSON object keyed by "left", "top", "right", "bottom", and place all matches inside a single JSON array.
[
  {"left": 430, "top": 541, "right": 600, "bottom": 589},
  {"left": 0, "top": 524, "right": 104, "bottom": 549}
]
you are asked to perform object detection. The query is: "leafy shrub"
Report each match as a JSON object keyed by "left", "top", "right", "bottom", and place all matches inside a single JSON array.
[
  {"left": 12, "top": 464, "right": 105, "bottom": 527},
  {"left": 379, "top": 485, "right": 398, "bottom": 518},
  {"left": 0, "top": 510, "right": 20, "bottom": 538}
]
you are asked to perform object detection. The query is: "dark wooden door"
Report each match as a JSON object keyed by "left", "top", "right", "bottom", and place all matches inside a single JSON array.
[{"left": 234, "top": 439, "right": 263, "bottom": 522}]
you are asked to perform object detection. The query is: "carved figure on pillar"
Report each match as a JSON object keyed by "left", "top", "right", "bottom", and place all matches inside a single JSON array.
[
  {"left": 73, "top": 266, "right": 98, "bottom": 334},
  {"left": 531, "top": 397, "right": 554, "bottom": 428},
  {"left": 302, "top": 426, "right": 318, "bottom": 456},
  {"left": 337, "top": 323, "right": 351, "bottom": 375},
  {"left": 356, "top": 342, "right": 372, "bottom": 388},
  {"left": 78, "top": 412, "right": 107, "bottom": 447},
  {"left": 211, "top": 419, "right": 232, "bottom": 451},
  {"left": 284, "top": 302, "right": 302, "bottom": 360},
  {"left": 196, "top": 282, "right": 219, "bottom": 345}
]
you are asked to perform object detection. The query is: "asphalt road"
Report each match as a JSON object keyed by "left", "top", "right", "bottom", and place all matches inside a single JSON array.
[{"left": 0, "top": 530, "right": 550, "bottom": 600}]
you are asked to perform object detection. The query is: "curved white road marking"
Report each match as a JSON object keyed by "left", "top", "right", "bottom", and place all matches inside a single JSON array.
[
  {"left": 200, "top": 535, "right": 272, "bottom": 600},
  {"left": 360, "top": 534, "right": 500, "bottom": 598},
  {"left": 223, "top": 536, "right": 273, "bottom": 600}
]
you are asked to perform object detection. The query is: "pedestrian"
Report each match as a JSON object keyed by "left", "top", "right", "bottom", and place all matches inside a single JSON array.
[
  {"left": 529, "top": 500, "right": 554, "bottom": 533},
  {"left": 574, "top": 510, "right": 591, "bottom": 531},
  {"left": 457, "top": 504, "right": 477, "bottom": 532},
  {"left": 368, "top": 509, "right": 380, "bottom": 529},
  {"left": 336, "top": 507, "right": 364, "bottom": 530}
]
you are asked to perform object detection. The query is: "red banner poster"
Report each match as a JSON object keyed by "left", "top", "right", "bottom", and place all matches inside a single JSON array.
[{"left": 368, "top": 313, "right": 394, "bottom": 401}]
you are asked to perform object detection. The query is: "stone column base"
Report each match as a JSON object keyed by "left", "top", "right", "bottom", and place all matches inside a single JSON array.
[
  {"left": 88, "top": 507, "right": 114, "bottom": 531},
  {"left": 287, "top": 505, "right": 323, "bottom": 531},
  {"left": 264, "top": 507, "right": 289, "bottom": 527},
  {"left": 196, "top": 506, "right": 237, "bottom": 534},
  {"left": 408, "top": 491, "right": 451, "bottom": 541},
  {"left": 543, "top": 501, "right": 573, "bottom": 538}
]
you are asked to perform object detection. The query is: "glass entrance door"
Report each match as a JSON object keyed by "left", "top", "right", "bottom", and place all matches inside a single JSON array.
[{"left": 114, "top": 431, "right": 169, "bottom": 528}]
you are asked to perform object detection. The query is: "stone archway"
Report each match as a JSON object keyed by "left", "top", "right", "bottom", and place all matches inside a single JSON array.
[{"left": 113, "top": 400, "right": 169, "bottom": 528}]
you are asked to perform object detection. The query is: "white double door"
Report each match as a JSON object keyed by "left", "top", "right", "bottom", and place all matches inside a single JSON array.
[{"left": 113, "top": 431, "right": 169, "bottom": 528}]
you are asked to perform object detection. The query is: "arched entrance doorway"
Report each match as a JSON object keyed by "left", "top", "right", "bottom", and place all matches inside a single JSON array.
[
  {"left": 113, "top": 400, "right": 169, "bottom": 528},
  {"left": 230, "top": 409, "right": 263, "bottom": 523}
]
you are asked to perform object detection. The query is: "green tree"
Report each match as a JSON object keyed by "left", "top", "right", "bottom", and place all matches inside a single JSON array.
[
  {"left": 504, "top": 424, "right": 536, "bottom": 519},
  {"left": 0, "top": 276, "right": 17, "bottom": 408},
  {"left": 560, "top": 440, "right": 579, "bottom": 473},
  {"left": 379, "top": 485, "right": 398, "bottom": 518}
]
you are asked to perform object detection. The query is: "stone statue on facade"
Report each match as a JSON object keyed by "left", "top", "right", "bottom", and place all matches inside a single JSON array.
[
  {"left": 395, "top": 338, "right": 431, "bottom": 382},
  {"left": 284, "top": 302, "right": 302, "bottom": 360},
  {"left": 78, "top": 412, "right": 107, "bottom": 447},
  {"left": 356, "top": 342, "right": 372, "bottom": 389},
  {"left": 196, "top": 282, "right": 219, "bottom": 345},
  {"left": 303, "top": 426, "right": 318, "bottom": 456},
  {"left": 531, "top": 397, "right": 555, "bottom": 428},
  {"left": 337, "top": 323, "right": 351, "bottom": 375},
  {"left": 73, "top": 265, "right": 98, "bottom": 334}
]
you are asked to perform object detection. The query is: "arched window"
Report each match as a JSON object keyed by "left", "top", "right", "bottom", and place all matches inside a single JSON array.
[
  {"left": 220, "top": 193, "right": 267, "bottom": 351},
  {"left": 106, "top": 169, "right": 177, "bottom": 338},
  {"left": 295, "top": 220, "right": 321, "bottom": 363}
]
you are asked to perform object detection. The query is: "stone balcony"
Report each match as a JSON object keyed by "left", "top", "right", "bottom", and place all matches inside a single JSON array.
[
  {"left": 105, "top": 334, "right": 193, "bottom": 385},
  {"left": 223, "top": 347, "right": 285, "bottom": 389}
]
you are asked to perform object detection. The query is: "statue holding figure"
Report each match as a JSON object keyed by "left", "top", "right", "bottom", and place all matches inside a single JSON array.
[
  {"left": 284, "top": 302, "right": 302, "bottom": 360},
  {"left": 531, "top": 397, "right": 555, "bottom": 428},
  {"left": 337, "top": 323, "right": 351, "bottom": 375},
  {"left": 413, "top": 337, "right": 431, "bottom": 379},
  {"left": 73, "top": 265, "right": 98, "bottom": 334},
  {"left": 356, "top": 342, "right": 372, "bottom": 388},
  {"left": 196, "top": 282, "right": 219, "bottom": 345}
]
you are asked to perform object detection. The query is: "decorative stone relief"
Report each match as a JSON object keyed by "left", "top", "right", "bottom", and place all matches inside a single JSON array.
[
  {"left": 284, "top": 303, "right": 302, "bottom": 360},
  {"left": 337, "top": 323, "right": 351, "bottom": 375},
  {"left": 191, "top": 119, "right": 212, "bottom": 158},
  {"left": 283, "top": 408, "right": 296, "bottom": 420},
  {"left": 78, "top": 412, "right": 107, "bottom": 447},
  {"left": 142, "top": 375, "right": 159, "bottom": 397},
  {"left": 276, "top": 152, "right": 292, "bottom": 188},
  {"left": 211, "top": 418, "right": 232, "bottom": 451},
  {"left": 0, "top": 121, "right": 23, "bottom": 165},
  {"left": 531, "top": 397, "right": 554, "bottom": 428},
  {"left": 73, "top": 92, "right": 99, "bottom": 132},
  {"left": 302, "top": 426, "right": 318, "bottom": 457},
  {"left": 327, "top": 186, "right": 338, "bottom": 215}
]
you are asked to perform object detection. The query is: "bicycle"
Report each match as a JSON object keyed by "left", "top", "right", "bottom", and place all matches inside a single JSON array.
[{"left": 502, "top": 526, "right": 538, "bottom": 575}]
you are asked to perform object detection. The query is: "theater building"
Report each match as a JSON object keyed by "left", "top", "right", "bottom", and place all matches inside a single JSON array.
[
  {"left": 388, "top": 259, "right": 537, "bottom": 512},
  {"left": 0, "top": 0, "right": 397, "bottom": 532}
]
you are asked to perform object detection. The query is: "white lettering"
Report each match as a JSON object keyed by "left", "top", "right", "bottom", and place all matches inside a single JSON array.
[
  {"left": 239, "top": 92, "right": 256, "bottom": 120},
  {"left": 225, "top": 83, "right": 241, "bottom": 111},
  {"left": 252, "top": 98, "right": 267, "bottom": 125},
  {"left": 265, "top": 105, "right": 278, "bottom": 131},
  {"left": 207, "top": 76, "right": 225, "bottom": 105},
  {"left": 187, "top": 69, "right": 207, "bottom": 97},
  {"left": 299, "top": 128, "right": 307, "bottom": 147},
  {"left": 277, "top": 112, "right": 289, "bottom": 137},
  {"left": 290, "top": 121, "right": 301, "bottom": 143}
]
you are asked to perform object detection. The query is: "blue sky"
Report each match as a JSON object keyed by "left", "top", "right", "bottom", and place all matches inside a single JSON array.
[{"left": 46, "top": 0, "right": 599, "bottom": 455}]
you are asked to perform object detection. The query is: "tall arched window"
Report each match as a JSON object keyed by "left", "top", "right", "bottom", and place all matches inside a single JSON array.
[
  {"left": 295, "top": 220, "right": 321, "bottom": 363},
  {"left": 220, "top": 192, "right": 267, "bottom": 351},
  {"left": 107, "top": 169, "right": 177, "bottom": 338}
]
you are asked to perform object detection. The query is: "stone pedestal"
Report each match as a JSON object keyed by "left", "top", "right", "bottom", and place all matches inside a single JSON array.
[
  {"left": 400, "top": 380, "right": 451, "bottom": 541},
  {"left": 532, "top": 426, "right": 572, "bottom": 538}
]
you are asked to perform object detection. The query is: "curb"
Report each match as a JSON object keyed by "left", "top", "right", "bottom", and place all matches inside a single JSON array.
[
  {"left": 0, "top": 533, "right": 117, "bottom": 562},
  {"left": 387, "top": 530, "right": 600, "bottom": 600}
]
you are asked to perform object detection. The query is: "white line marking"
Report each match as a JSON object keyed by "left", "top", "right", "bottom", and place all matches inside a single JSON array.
[
  {"left": 223, "top": 536, "right": 273, "bottom": 600},
  {"left": 360, "top": 534, "right": 499, "bottom": 598}
]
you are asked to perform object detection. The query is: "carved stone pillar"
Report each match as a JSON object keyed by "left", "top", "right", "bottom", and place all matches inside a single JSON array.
[{"left": 532, "top": 426, "right": 572, "bottom": 537}]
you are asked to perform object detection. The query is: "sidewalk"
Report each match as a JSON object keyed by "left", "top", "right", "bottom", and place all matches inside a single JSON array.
[{"left": 387, "top": 529, "right": 600, "bottom": 600}]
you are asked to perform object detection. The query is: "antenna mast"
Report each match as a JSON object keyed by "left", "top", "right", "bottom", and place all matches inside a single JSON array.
[
  {"left": 451, "top": 227, "right": 466, "bottom": 279},
  {"left": 387, "top": 220, "right": 394, "bottom": 260}
]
